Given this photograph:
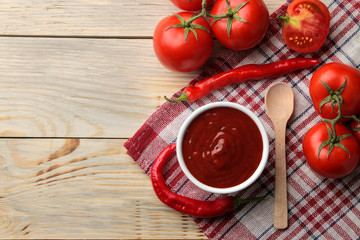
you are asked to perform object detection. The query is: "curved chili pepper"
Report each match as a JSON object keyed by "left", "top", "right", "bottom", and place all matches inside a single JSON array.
[
  {"left": 165, "top": 58, "right": 319, "bottom": 102},
  {"left": 151, "top": 143, "right": 265, "bottom": 218}
]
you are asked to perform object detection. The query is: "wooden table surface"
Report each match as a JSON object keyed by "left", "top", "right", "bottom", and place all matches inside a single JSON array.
[{"left": 0, "top": 0, "right": 284, "bottom": 238}]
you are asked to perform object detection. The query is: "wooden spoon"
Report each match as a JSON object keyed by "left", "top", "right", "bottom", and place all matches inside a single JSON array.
[{"left": 265, "top": 82, "right": 294, "bottom": 229}]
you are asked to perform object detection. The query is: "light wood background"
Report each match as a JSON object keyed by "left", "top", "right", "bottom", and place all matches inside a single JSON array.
[{"left": 0, "top": 0, "right": 284, "bottom": 238}]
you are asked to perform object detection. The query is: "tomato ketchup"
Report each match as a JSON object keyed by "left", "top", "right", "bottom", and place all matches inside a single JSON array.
[{"left": 182, "top": 107, "right": 263, "bottom": 188}]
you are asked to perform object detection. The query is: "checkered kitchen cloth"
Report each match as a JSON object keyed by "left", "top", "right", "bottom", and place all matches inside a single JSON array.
[{"left": 125, "top": 0, "right": 360, "bottom": 239}]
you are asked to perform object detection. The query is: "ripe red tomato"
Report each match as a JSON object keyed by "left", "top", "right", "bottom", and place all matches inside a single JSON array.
[
  {"left": 309, "top": 63, "right": 360, "bottom": 120},
  {"left": 209, "top": 0, "right": 269, "bottom": 50},
  {"left": 303, "top": 122, "right": 360, "bottom": 179},
  {"left": 350, "top": 117, "right": 360, "bottom": 144},
  {"left": 170, "top": 0, "right": 213, "bottom": 11},
  {"left": 153, "top": 12, "right": 213, "bottom": 72},
  {"left": 278, "top": 0, "right": 330, "bottom": 53}
]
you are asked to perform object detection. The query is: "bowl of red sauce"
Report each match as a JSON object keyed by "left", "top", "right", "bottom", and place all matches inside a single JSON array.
[{"left": 177, "top": 102, "right": 269, "bottom": 194}]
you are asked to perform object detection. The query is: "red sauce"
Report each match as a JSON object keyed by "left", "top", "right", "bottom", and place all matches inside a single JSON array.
[{"left": 182, "top": 107, "right": 263, "bottom": 188}]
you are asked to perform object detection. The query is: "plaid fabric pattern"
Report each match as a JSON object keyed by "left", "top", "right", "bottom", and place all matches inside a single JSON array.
[{"left": 124, "top": 0, "right": 360, "bottom": 239}]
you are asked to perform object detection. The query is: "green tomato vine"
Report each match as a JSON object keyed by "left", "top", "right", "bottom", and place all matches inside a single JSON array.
[
  {"left": 317, "top": 78, "right": 360, "bottom": 159},
  {"left": 167, "top": 0, "right": 250, "bottom": 42}
]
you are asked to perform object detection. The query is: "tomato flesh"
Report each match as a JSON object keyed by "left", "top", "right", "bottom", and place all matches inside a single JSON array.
[{"left": 282, "top": 0, "right": 330, "bottom": 53}]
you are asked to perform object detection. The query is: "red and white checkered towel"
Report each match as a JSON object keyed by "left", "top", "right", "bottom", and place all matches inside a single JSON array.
[{"left": 125, "top": 0, "right": 360, "bottom": 239}]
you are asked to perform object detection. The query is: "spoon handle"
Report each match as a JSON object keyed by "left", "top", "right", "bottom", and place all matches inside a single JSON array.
[{"left": 273, "top": 122, "right": 288, "bottom": 229}]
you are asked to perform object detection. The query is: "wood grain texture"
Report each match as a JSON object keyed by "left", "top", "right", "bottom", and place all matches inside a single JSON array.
[
  {"left": 0, "top": 37, "right": 204, "bottom": 138},
  {"left": 0, "top": 0, "right": 283, "bottom": 37},
  {"left": 265, "top": 83, "right": 294, "bottom": 229},
  {"left": 0, "top": 139, "right": 205, "bottom": 239}
]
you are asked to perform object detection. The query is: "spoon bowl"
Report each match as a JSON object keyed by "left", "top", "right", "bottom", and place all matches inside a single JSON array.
[
  {"left": 265, "top": 82, "right": 294, "bottom": 229},
  {"left": 265, "top": 83, "right": 294, "bottom": 121}
]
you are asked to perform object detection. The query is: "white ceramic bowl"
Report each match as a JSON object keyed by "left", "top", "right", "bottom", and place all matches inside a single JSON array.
[{"left": 176, "top": 102, "right": 269, "bottom": 194}]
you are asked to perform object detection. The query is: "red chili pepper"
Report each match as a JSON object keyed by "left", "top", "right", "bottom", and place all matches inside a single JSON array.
[
  {"left": 151, "top": 143, "right": 265, "bottom": 218},
  {"left": 165, "top": 58, "right": 319, "bottom": 102}
]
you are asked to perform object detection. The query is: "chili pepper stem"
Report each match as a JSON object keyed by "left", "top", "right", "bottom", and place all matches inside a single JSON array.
[
  {"left": 233, "top": 196, "right": 266, "bottom": 209},
  {"left": 164, "top": 91, "right": 189, "bottom": 103}
]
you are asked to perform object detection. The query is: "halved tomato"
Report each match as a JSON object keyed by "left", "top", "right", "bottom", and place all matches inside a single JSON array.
[{"left": 278, "top": 0, "right": 331, "bottom": 53}]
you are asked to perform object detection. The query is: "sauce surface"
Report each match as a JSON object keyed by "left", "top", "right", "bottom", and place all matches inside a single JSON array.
[{"left": 182, "top": 107, "right": 263, "bottom": 188}]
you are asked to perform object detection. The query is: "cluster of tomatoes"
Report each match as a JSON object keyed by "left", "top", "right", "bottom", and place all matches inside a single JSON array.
[
  {"left": 153, "top": 0, "right": 270, "bottom": 72},
  {"left": 303, "top": 63, "right": 360, "bottom": 179},
  {"left": 153, "top": 0, "right": 331, "bottom": 73}
]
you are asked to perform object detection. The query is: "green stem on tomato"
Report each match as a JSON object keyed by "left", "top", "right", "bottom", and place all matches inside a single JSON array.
[
  {"left": 343, "top": 114, "right": 360, "bottom": 123},
  {"left": 201, "top": 0, "right": 208, "bottom": 17},
  {"left": 318, "top": 82, "right": 354, "bottom": 160},
  {"left": 321, "top": 94, "right": 342, "bottom": 138},
  {"left": 208, "top": 0, "right": 248, "bottom": 37},
  {"left": 318, "top": 78, "right": 346, "bottom": 115},
  {"left": 276, "top": 14, "right": 290, "bottom": 26},
  {"left": 165, "top": 0, "right": 210, "bottom": 43},
  {"left": 167, "top": 12, "right": 210, "bottom": 43},
  {"left": 187, "top": 0, "right": 208, "bottom": 22}
]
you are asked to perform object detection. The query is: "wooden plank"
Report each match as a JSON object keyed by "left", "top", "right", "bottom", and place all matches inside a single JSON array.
[
  {"left": 0, "top": 37, "right": 205, "bottom": 138},
  {"left": 0, "top": 0, "right": 283, "bottom": 37},
  {"left": 0, "top": 138, "right": 206, "bottom": 239}
]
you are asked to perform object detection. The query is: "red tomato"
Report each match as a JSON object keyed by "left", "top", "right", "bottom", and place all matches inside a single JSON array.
[
  {"left": 153, "top": 12, "right": 213, "bottom": 72},
  {"left": 309, "top": 63, "right": 360, "bottom": 120},
  {"left": 350, "top": 117, "right": 360, "bottom": 144},
  {"left": 303, "top": 122, "right": 360, "bottom": 179},
  {"left": 278, "top": 0, "right": 330, "bottom": 53},
  {"left": 170, "top": 0, "right": 213, "bottom": 11},
  {"left": 209, "top": 0, "right": 269, "bottom": 50}
]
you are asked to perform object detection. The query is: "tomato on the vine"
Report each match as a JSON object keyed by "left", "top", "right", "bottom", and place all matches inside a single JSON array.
[
  {"left": 277, "top": 0, "right": 330, "bottom": 53},
  {"left": 153, "top": 12, "right": 213, "bottom": 72},
  {"left": 170, "top": 0, "right": 213, "bottom": 11},
  {"left": 303, "top": 122, "right": 359, "bottom": 179},
  {"left": 209, "top": 0, "right": 269, "bottom": 50},
  {"left": 309, "top": 63, "right": 360, "bottom": 120}
]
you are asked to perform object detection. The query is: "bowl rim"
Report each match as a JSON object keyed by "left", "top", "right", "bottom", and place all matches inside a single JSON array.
[{"left": 176, "top": 102, "right": 269, "bottom": 194}]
